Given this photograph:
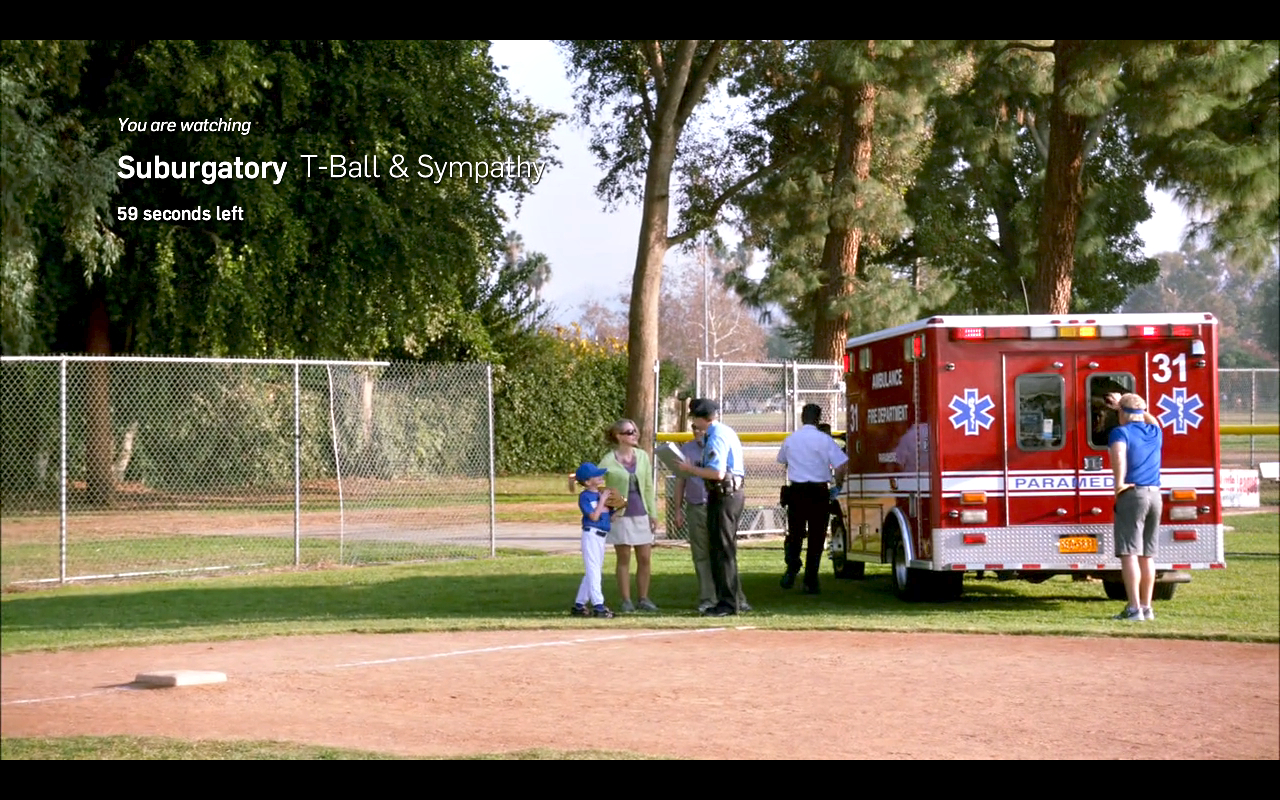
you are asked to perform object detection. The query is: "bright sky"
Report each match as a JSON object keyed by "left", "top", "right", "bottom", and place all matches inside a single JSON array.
[{"left": 490, "top": 40, "right": 1193, "bottom": 323}]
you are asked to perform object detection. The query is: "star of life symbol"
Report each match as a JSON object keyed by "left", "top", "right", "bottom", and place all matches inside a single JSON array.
[
  {"left": 948, "top": 388, "right": 995, "bottom": 436},
  {"left": 1156, "top": 388, "right": 1204, "bottom": 435}
]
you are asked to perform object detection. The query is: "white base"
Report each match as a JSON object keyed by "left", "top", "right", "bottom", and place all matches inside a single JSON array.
[{"left": 134, "top": 670, "right": 227, "bottom": 687}]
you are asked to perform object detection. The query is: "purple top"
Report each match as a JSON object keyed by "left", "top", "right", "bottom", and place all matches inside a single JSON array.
[
  {"left": 624, "top": 458, "right": 647, "bottom": 516},
  {"left": 679, "top": 438, "right": 707, "bottom": 505}
]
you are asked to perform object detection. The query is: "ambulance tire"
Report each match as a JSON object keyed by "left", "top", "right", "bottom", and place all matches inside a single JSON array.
[
  {"left": 830, "top": 517, "right": 865, "bottom": 579},
  {"left": 832, "top": 554, "right": 865, "bottom": 580},
  {"left": 888, "top": 534, "right": 925, "bottom": 601}
]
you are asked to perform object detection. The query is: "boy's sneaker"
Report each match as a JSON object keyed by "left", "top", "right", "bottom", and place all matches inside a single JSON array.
[
  {"left": 592, "top": 604, "right": 615, "bottom": 619},
  {"left": 619, "top": 599, "right": 635, "bottom": 613},
  {"left": 1112, "top": 606, "right": 1144, "bottom": 621},
  {"left": 1142, "top": 606, "right": 1155, "bottom": 621},
  {"left": 570, "top": 603, "right": 589, "bottom": 617},
  {"left": 637, "top": 597, "right": 659, "bottom": 612}
]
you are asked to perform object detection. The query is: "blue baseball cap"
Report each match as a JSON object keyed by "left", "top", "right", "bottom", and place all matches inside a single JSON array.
[{"left": 575, "top": 462, "right": 608, "bottom": 483}]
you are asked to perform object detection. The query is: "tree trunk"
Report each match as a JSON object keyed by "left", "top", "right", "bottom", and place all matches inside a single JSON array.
[
  {"left": 85, "top": 293, "right": 114, "bottom": 506},
  {"left": 813, "top": 82, "right": 876, "bottom": 361},
  {"left": 1032, "top": 40, "right": 1088, "bottom": 314},
  {"left": 626, "top": 131, "right": 677, "bottom": 451}
]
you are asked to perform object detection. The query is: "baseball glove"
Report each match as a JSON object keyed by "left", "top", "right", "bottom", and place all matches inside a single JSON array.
[{"left": 603, "top": 492, "right": 628, "bottom": 512}]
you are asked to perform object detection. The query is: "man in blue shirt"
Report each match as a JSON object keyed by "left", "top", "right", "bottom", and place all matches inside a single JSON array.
[
  {"left": 1108, "top": 393, "right": 1164, "bottom": 621},
  {"left": 678, "top": 398, "right": 746, "bottom": 617}
]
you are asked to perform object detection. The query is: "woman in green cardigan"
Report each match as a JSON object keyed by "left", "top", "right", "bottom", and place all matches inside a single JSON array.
[{"left": 599, "top": 418, "right": 659, "bottom": 612}]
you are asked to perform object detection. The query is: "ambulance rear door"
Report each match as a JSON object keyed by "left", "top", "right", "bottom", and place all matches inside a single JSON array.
[{"left": 1003, "top": 350, "right": 1146, "bottom": 535}]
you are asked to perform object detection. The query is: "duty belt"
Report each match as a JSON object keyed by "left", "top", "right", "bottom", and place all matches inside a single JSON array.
[{"left": 708, "top": 474, "right": 745, "bottom": 494}]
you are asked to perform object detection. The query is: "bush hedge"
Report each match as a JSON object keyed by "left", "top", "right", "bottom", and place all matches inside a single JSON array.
[{"left": 493, "top": 326, "right": 683, "bottom": 474}]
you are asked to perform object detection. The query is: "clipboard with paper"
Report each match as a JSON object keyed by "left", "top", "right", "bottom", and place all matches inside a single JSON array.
[{"left": 655, "top": 441, "right": 687, "bottom": 472}]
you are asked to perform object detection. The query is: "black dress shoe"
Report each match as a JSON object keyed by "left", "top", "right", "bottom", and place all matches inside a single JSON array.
[
  {"left": 802, "top": 583, "right": 820, "bottom": 595},
  {"left": 780, "top": 571, "right": 797, "bottom": 589},
  {"left": 704, "top": 603, "right": 737, "bottom": 617}
]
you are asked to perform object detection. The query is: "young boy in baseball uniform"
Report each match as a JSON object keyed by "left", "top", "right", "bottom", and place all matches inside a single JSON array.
[{"left": 572, "top": 462, "right": 616, "bottom": 618}]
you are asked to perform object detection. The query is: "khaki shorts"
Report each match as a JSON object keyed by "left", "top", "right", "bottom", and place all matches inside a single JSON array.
[{"left": 606, "top": 514, "right": 654, "bottom": 547}]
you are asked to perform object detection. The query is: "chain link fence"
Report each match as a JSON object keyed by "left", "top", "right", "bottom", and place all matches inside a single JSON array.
[
  {"left": 1, "top": 357, "right": 494, "bottom": 586},
  {"left": 660, "top": 359, "right": 846, "bottom": 539},
  {"left": 1219, "top": 368, "right": 1280, "bottom": 468}
]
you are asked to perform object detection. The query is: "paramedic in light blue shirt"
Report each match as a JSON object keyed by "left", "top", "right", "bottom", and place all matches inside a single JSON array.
[{"left": 678, "top": 398, "right": 745, "bottom": 617}]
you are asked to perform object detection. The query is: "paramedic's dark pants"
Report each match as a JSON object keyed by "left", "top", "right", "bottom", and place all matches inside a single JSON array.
[
  {"left": 707, "top": 486, "right": 744, "bottom": 610},
  {"left": 785, "top": 482, "right": 831, "bottom": 588}
]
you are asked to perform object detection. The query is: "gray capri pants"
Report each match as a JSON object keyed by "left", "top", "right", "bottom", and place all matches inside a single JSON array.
[{"left": 1114, "top": 486, "right": 1162, "bottom": 557}]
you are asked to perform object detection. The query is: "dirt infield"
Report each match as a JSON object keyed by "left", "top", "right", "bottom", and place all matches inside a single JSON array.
[{"left": 3, "top": 628, "right": 1277, "bottom": 759}]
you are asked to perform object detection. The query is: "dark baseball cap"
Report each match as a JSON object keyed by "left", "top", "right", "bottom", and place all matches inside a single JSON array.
[{"left": 689, "top": 398, "right": 719, "bottom": 418}]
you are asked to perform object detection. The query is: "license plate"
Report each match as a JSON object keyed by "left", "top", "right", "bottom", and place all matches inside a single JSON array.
[{"left": 1059, "top": 536, "right": 1098, "bottom": 554}]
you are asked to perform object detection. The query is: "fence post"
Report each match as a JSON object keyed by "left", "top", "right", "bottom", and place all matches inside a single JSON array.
[
  {"left": 294, "top": 362, "right": 300, "bottom": 567},
  {"left": 59, "top": 357, "right": 67, "bottom": 585},
  {"left": 487, "top": 363, "right": 496, "bottom": 558},
  {"left": 1250, "top": 369, "right": 1257, "bottom": 467}
]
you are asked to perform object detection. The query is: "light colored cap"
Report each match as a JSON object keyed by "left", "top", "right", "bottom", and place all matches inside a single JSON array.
[{"left": 1119, "top": 393, "right": 1147, "bottom": 412}]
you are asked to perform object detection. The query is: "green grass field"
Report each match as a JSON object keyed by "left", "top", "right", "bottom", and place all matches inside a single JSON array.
[
  {"left": 2, "top": 511, "right": 1275, "bottom": 759},
  {"left": 2, "top": 512, "right": 1275, "bottom": 654},
  {"left": 0, "top": 737, "right": 648, "bottom": 760}
]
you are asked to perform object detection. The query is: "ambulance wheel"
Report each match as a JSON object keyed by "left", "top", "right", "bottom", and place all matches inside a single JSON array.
[
  {"left": 888, "top": 534, "right": 924, "bottom": 601},
  {"left": 833, "top": 554, "right": 865, "bottom": 580},
  {"left": 1152, "top": 582, "right": 1176, "bottom": 601},
  {"left": 1103, "top": 580, "right": 1127, "bottom": 601}
]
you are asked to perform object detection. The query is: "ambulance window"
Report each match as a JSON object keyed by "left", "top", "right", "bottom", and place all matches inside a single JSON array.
[
  {"left": 1015, "top": 374, "right": 1064, "bottom": 451},
  {"left": 1088, "top": 373, "right": 1137, "bottom": 448}
]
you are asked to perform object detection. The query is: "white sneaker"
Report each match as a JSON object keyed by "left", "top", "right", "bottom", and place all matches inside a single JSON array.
[{"left": 1142, "top": 606, "right": 1155, "bottom": 621}]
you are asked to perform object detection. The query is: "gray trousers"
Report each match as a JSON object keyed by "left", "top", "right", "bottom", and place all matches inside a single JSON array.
[{"left": 685, "top": 501, "right": 750, "bottom": 608}]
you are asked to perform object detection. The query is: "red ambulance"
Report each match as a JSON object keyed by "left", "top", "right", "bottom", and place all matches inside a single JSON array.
[{"left": 830, "top": 313, "right": 1223, "bottom": 601}]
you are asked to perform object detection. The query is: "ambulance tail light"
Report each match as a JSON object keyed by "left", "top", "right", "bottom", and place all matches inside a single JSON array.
[
  {"left": 961, "top": 492, "right": 987, "bottom": 505},
  {"left": 1128, "top": 323, "right": 1201, "bottom": 338},
  {"left": 954, "top": 327, "right": 985, "bottom": 340},
  {"left": 1170, "top": 489, "right": 1197, "bottom": 502},
  {"left": 1169, "top": 507, "right": 1199, "bottom": 521},
  {"left": 962, "top": 533, "right": 987, "bottom": 545},
  {"left": 1172, "top": 530, "right": 1197, "bottom": 542}
]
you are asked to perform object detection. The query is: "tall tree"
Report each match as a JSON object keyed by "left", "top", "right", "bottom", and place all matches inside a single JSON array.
[
  {"left": 3, "top": 40, "right": 557, "bottom": 503},
  {"left": 892, "top": 42, "right": 1157, "bottom": 314},
  {"left": 559, "top": 40, "right": 769, "bottom": 449},
  {"left": 994, "top": 40, "right": 1277, "bottom": 312},
  {"left": 4, "top": 40, "right": 558, "bottom": 360},
  {"left": 731, "top": 40, "right": 957, "bottom": 357}
]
